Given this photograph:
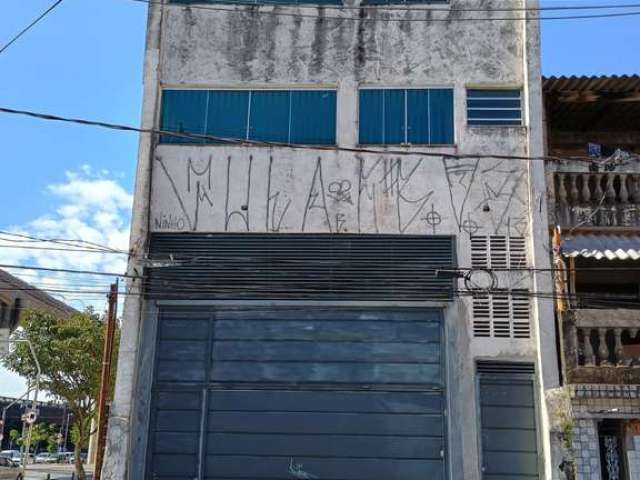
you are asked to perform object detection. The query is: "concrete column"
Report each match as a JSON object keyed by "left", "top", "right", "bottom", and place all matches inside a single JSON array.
[
  {"left": 337, "top": 79, "right": 358, "bottom": 147},
  {"left": 101, "top": 3, "right": 163, "bottom": 479},
  {"left": 522, "top": 1, "right": 560, "bottom": 479}
]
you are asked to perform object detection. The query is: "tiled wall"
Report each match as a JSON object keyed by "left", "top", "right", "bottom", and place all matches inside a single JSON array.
[
  {"left": 628, "top": 436, "right": 640, "bottom": 480},
  {"left": 573, "top": 419, "right": 602, "bottom": 480}
]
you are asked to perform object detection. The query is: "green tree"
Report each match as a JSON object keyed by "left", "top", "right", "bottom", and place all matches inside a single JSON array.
[
  {"left": 11, "top": 423, "right": 59, "bottom": 454},
  {"left": 9, "top": 428, "right": 23, "bottom": 448},
  {"left": 2, "top": 310, "right": 118, "bottom": 480}
]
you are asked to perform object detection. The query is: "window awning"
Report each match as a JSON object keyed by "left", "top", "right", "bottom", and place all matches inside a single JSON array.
[{"left": 562, "top": 234, "right": 640, "bottom": 261}]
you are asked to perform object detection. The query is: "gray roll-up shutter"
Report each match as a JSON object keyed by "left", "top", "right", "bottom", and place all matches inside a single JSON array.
[
  {"left": 146, "top": 306, "right": 447, "bottom": 480},
  {"left": 477, "top": 362, "right": 539, "bottom": 480},
  {"left": 147, "top": 233, "right": 455, "bottom": 301}
]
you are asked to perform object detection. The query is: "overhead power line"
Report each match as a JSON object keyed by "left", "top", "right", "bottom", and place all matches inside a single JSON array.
[
  {"left": 0, "top": 264, "right": 140, "bottom": 279},
  {"left": 0, "top": 230, "right": 127, "bottom": 254},
  {"left": 1, "top": 283, "right": 638, "bottom": 308},
  {"left": 0, "top": 105, "right": 629, "bottom": 163},
  {"left": 127, "top": 0, "right": 640, "bottom": 23},
  {"left": 126, "top": 0, "right": 640, "bottom": 13},
  {"left": 139, "top": 1, "right": 640, "bottom": 12},
  {"left": 3, "top": 237, "right": 640, "bottom": 273},
  {"left": 0, "top": 244, "right": 129, "bottom": 255},
  {"left": 0, "top": 0, "right": 64, "bottom": 55}
]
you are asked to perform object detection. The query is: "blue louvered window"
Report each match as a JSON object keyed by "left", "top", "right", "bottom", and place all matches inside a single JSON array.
[
  {"left": 160, "top": 89, "right": 336, "bottom": 145},
  {"left": 171, "top": 0, "right": 341, "bottom": 4},
  {"left": 467, "top": 89, "right": 522, "bottom": 126},
  {"left": 359, "top": 88, "right": 454, "bottom": 145},
  {"left": 361, "top": 0, "right": 447, "bottom": 4}
]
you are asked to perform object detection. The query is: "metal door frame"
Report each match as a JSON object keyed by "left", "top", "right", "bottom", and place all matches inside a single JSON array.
[{"left": 131, "top": 299, "right": 453, "bottom": 480}]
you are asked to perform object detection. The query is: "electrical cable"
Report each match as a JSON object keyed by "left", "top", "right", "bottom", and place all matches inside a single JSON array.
[
  {"left": 0, "top": 244, "right": 129, "bottom": 255},
  {"left": 0, "top": 230, "right": 127, "bottom": 254},
  {"left": 127, "top": 0, "right": 640, "bottom": 23},
  {"left": 0, "top": 0, "right": 64, "bottom": 55},
  {"left": 1, "top": 284, "right": 639, "bottom": 309},
  {"left": 3, "top": 236, "right": 640, "bottom": 271},
  {"left": 130, "top": 0, "right": 640, "bottom": 13},
  {"left": 2, "top": 105, "right": 636, "bottom": 164},
  {"left": 0, "top": 264, "right": 140, "bottom": 279}
]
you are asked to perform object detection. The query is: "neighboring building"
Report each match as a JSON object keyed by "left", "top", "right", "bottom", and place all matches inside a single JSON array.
[
  {"left": 0, "top": 268, "right": 77, "bottom": 331},
  {"left": 0, "top": 269, "right": 77, "bottom": 451},
  {"left": 544, "top": 75, "right": 640, "bottom": 479},
  {"left": 0, "top": 396, "right": 72, "bottom": 452},
  {"left": 104, "top": 2, "right": 559, "bottom": 480}
]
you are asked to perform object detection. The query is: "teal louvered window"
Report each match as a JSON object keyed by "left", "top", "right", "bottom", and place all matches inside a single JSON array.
[
  {"left": 160, "top": 89, "right": 336, "bottom": 145},
  {"left": 171, "top": 0, "right": 341, "bottom": 4},
  {"left": 361, "top": 0, "right": 448, "bottom": 4},
  {"left": 359, "top": 88, "right": 454, "bottom": 145},
  {"left": 467, "top": 89, "right": 523, "bottom": 126}
]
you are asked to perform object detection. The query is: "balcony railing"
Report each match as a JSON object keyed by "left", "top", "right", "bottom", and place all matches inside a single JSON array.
[
  {"left": 552, "top": 172, "right": 640, "bottom": 228},
  {"left": 564, "top": 309, "right": 640, "bottom": 384}
]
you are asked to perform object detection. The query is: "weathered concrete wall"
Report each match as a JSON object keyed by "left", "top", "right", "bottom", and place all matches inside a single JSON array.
[
  {"left": 103, "top": 1, "right": 556, "bottom": 480},
  {"left": 161, "top": 0, "right": 524, "bottom": 87},
  {"left": 151, "top": 147, "right": 530, "bottom": 236}
]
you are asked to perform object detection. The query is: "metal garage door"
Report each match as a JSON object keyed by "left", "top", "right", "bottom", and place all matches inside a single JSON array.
[
  {"left": 146, "top": 307, "right": 446, "bottom": 480},
  {"left": 478, "top": 362, "right": 539, "bottom": 480}
]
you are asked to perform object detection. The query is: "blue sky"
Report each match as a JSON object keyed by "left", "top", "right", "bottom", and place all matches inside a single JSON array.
[{"left": 0, "top": 1, "right": 638, "bottom": 397}]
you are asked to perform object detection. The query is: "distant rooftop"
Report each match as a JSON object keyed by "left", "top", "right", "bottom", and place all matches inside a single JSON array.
[
  {"left": 0, "top": 268, "right": 78, "bottom": 318},
  {"left": 543, "top": 75, "right": 640, "bottom": 132}
]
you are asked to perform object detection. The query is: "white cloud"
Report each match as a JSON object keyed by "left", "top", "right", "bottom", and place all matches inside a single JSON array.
[{"left": 0, "top": 166, "right": 133, "bottom": 313}]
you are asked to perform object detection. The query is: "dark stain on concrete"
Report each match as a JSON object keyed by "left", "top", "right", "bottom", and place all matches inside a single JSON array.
[
  {"left": 309, "top": 7, "right": 327, "bottom": 76},
  {"left": 287, "top": 13, "right": 303, "bottom": 78},
  {"left": 263, "top": 8, "right": 279, "bottom": 81},
  {"left": 354, "top": 8, "right": 367, "bottom": 79}
]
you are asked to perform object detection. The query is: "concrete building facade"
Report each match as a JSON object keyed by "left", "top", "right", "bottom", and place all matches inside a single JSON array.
[
  {"left": 103, "top": 1, "right": 559, "bottom": 479},
  {"left": 544, "top": 75, "right": 640, "bottom": 480}
]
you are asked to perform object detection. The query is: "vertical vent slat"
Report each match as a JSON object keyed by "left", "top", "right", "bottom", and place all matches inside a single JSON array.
[
  {"left": 471, "top": 236, "right": 489, "bottom": 269},
  {"left": 471, "top": 235, "right": 528, "bottom": 270},
  {"left": 470, "top": 236, "right": 530, "bottom": 339},
  {"left": 509, "top": 236, "right": 528, "bottom": 269},
  {"left": 472, "top": 289, "right": 531, "bottom": 340},
  {"left": 489, "top": 236, "right": 508, "bottom": 270}
]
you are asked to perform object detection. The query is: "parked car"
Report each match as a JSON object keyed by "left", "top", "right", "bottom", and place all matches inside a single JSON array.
[
  {"left": 34, "top": 452, "right": 58, "bottom": 464},
  {"left": 70, "top": 452, "right": 86, "bottom": 464},
  {"left": 57, "top": 451, "right": 73, "bottom": 464},
  {"left": 0, "top": 456, "right": 21, "bottom": 480},
  {"left": 0, "top": 453, "right": 20, "bottom": 466}
]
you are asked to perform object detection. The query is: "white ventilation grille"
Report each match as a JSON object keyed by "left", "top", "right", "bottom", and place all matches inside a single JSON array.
[
  {"left": 471, "top": 236, "right": 528, "bottom": 270},
  {"left": 472, "top": 289, "right": 531, "bottom": 339}
]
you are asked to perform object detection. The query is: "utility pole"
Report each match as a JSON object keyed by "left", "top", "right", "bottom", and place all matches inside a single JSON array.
[{"left": 94, "top": 281, "right": 118, "bottom": 480}]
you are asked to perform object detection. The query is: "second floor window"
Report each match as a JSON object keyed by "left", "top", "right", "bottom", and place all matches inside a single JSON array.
[
  {"left": 359, "top": 88, "right": 454, "bottom": 145},
  {"left": 170, "top": 0, "right": 341, "bottom": 4},
  {"left": 160, "top": 89, "right": 337, "bottom": 145},
  {"left": 467, "top": 89, "right": 523, "bottom": 126}
]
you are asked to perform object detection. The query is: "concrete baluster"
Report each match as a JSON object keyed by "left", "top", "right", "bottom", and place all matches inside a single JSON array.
[
  {"left": 581, "top": 173, "right": 591, "bottom": 203},
  {"left": 619, "top": 174, "right": 630, "bottom": 203},
  {"left": 598, "top": 328, "right": 610, "bottom": 366},
  {"left": 594, "top": 173, "right": 604, "bottom": 199},
  {"left": 605, "top": 173, "right": 616, "bottom": 203},
  {"left": 556, "top": 173, "right": 568, "bottom": 224},
  {"left": 614, "top": 328, "right": 625, "bottom": 366},
  {"left": 631, "top": 175, "right": 640, "bottom": 203},
  {"left": 569, "top": 173, "right": 579, "bottom": 203},
  {"left": 583, "top": 328, "right": 595, "bottom": 366}
]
